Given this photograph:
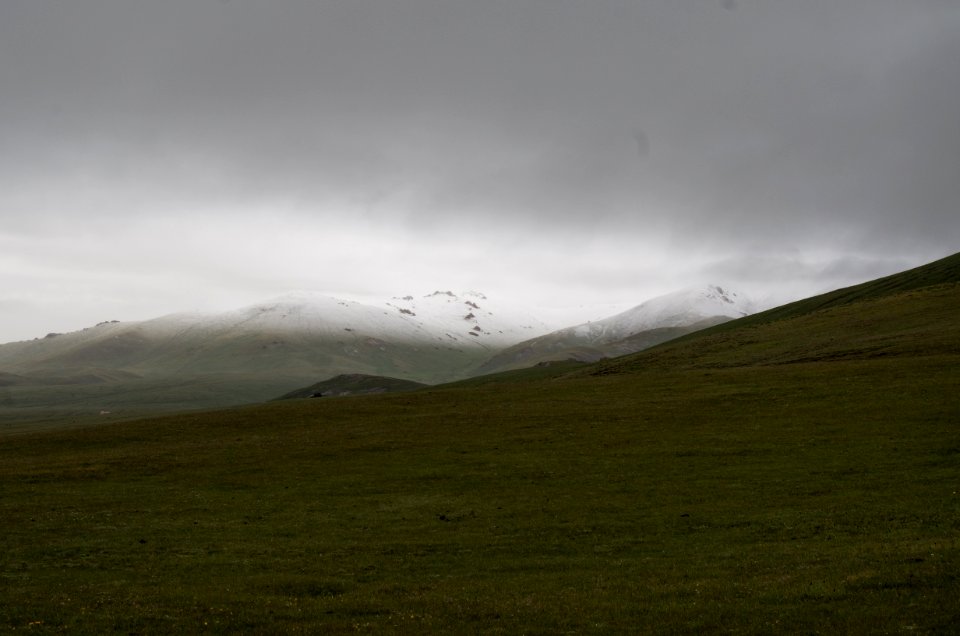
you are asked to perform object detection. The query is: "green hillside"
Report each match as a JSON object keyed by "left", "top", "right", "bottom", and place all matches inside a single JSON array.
[
  {"left": 274, "top": 374, "right": 428, "bottom": 400},
  {"left": 1, "top": 255, "right": 958, "bottom": 633},
  {"left": 660, "top": 250, "right": 960, "bottom": 346},
  {"left": 473, "top": 316, "right": 731, "bottom": 375},
  {"left": 0, "top": 309, "right": 509, "bottom": 425},
  {"left": 589, "top": 282, "right": 960, "bottom": 375}
]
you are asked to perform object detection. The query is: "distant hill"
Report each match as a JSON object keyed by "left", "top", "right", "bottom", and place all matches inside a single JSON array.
[
  {"left": 475, "top": 285, "right": 752, "bottom": 374},
  {"left": 586, "top": 251, "right": 960, "bottom": 376},
  {"left": 4, "top": 254, "right": 957, "bottom": 429},
  {"left": 0, "top": 291, "right": 548, "bottom": 420},
  {"left": 655, "top": 250, "right": 960, "bottom": 347},
  {"left": 274, "top": 374, "right": 427, "bottom": 400},
  {"left": 0, "top": 291, "right": 548, "bottom": 383}
]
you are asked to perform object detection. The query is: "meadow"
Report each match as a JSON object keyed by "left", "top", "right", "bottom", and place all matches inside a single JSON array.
[{"left": 1, "top": 281, "right": 958, "bottom": 633}]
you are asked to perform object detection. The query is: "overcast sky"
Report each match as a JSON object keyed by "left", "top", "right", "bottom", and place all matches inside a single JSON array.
[{"left": 2, "top": 0, "right": 958, "bottom": 342}]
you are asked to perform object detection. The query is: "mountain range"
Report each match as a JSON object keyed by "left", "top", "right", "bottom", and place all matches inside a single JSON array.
[{"left": 0, "top": 285, "right": 753, "bottom": 424}]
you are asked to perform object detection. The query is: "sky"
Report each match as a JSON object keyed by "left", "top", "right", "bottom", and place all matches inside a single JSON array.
[{"left": 2, "top": 0, "right": 959, "bottom": 342}]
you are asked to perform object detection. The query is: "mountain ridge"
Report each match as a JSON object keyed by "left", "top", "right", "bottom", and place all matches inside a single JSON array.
[
  {"left": 475, "top": 285, "right": 754, "bottom": 374},
  {"left": 580, "top": 253, "right": 960, "bottom": 377},
  {"left": 0, "top": 290, "right": 550, "bottom": 378}
]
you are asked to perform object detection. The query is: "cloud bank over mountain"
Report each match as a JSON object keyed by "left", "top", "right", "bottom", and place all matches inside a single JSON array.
[{"left": 1, "top": 1, "right": 958, "bottom": 341}]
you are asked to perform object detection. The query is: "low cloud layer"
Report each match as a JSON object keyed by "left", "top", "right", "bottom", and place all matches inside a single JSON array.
[{"left": 1, "top": 1, "right": 958, "bottom": 341}]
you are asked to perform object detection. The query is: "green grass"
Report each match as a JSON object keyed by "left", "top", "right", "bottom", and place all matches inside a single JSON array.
[
  {"left": 2, "top": 363, "right": 958, "bottom": 632},
  {"left": 1, "top": 266, "right": 959, "bottom": 633},
  {"left": 438, "top": 359, "right": 589, "bottom": 389}
]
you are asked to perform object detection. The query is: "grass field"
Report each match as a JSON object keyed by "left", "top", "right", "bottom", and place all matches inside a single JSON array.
[{"left": 1, "top": 278, "right": 959, "bottom": 633}]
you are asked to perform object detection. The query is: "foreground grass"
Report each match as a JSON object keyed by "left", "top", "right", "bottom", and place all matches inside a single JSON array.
[{"left": 2, "top": 352, "right": 958, "bottom": 633}]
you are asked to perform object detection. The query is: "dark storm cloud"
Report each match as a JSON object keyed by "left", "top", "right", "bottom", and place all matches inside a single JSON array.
[
  {"left": 3, "top": 0, "right": 959, "bottom": 244},
  {"left": 0, "top": 0, "right": 958, "bottom": 341}
]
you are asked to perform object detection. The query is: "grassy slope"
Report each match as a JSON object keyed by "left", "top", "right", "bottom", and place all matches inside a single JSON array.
[
  {"left": 588, "top": 283, "right": 960, "bottom": 375},
  {"left": 1, "top": 264, "right": 959, "bottom": 633},
  {"left": 473, "top": 317, "right": 730, "bottom": 376},
  {"left": 658, "top": 250, "right": 960, "bottom": 347},
  {"left": 274, "top": 374, "right": 428, "bottom": 400}
]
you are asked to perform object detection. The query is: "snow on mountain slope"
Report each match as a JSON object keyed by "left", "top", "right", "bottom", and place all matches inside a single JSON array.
[
  {"left": 384, "top": 290, "right": 550, "bottom": 346},
  {"left": 475, "top": 285, "right": 755, "bottom": 374},
  {"left": 0, "top": 285, "right": 751, "bottom": 395},
  {"left": 0, "top": 290, "right": 552, "bottom": 379},
  {"left": 164, "top": 290, "right": 551, "bottom": 347},
  {"left": 0, "top": 285, "right": 749, "bottom": 415},
  {"left": 571, "top": 285, "right": 755, "bottom": 343}
]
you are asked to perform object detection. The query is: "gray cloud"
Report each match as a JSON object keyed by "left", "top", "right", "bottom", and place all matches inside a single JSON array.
[{"left": 1, "top": 0, "right": 958, "bottom": 340}]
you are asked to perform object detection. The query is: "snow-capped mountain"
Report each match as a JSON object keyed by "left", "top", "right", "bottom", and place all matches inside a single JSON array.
[
  {"left": 0, "top": 291, "right": 551, "bottom": 406},
  {"left": 176, "top": 289, "right": 550, "bottom": 348},
  {"left": 0, "top": 285, "right": 751, "bottom": 417},
  {"left": 476, "top": 285, "right": 755, "bottom": 374},
  {"left": 381, "top": 289, "right": 550, "bottom": 346},
  {"left": 566, "top": 285, "right": 754, "bottom": 343}
]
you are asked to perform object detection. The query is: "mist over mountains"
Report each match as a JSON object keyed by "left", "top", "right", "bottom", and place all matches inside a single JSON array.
[
  {"left": 0, "top": 285, "right": 753, "bottom": 419},
  {"left": 0, "top": 290, "right": 548, "bottom": 381}
]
